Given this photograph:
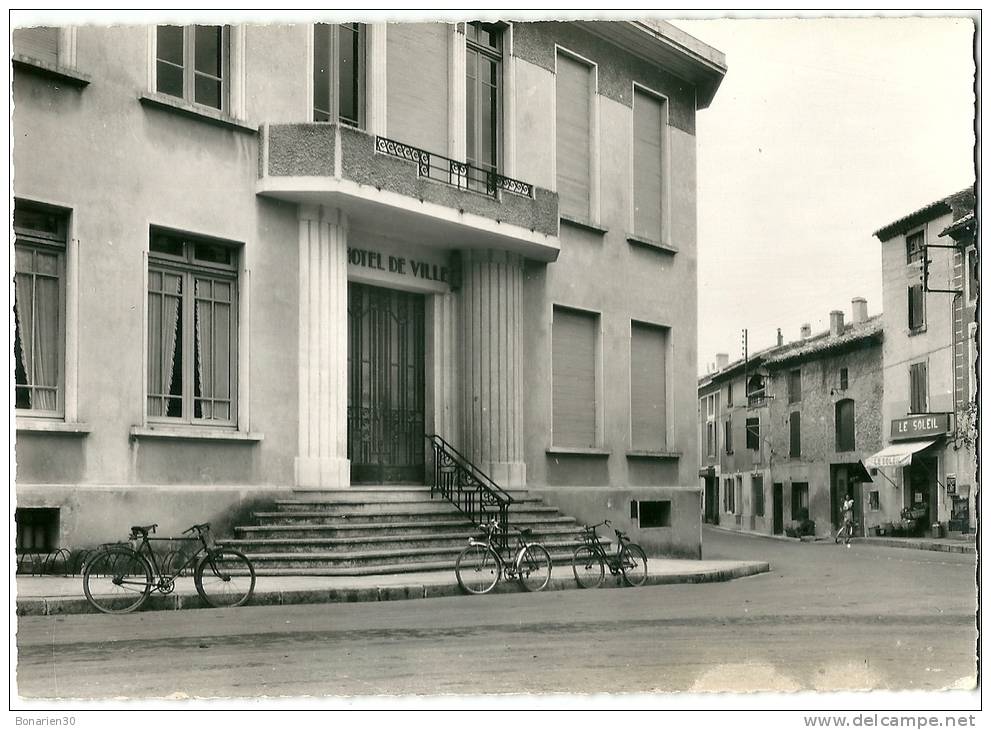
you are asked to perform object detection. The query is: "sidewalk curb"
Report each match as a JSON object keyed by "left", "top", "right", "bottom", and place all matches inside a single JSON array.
[
  {"left": 15, "top": 562, "right": 771, "bottom": 617},
  {"left": 706, "top": 524, "right": 976, "bottom": 554}
]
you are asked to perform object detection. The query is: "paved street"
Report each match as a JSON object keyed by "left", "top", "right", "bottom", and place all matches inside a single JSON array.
[{"left": 16, "top": 527, "right": 977, "bottom": 699}]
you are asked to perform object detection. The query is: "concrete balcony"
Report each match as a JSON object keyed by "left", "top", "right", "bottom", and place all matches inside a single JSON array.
[{"left": 257, "top": 123, "right": 560, "bottom": 262}]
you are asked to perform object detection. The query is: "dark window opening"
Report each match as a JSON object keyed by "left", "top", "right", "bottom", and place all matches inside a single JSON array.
[
  {"left": 869, "top": 491, "right": 880, "bottom": 511},
  {"left": 839, "top": 367, "right": 849, "bottom": 390},
  {"left": 788, "top": 369, "right": 802, "bottom": 403},
  {"left": 906, "top": 230, "right": 925, "bottom": 263},
  {"left": 752, "top": 475, "right": 765, "bottom": 517},
  {"left": 746, "top": 417, "right": 760, "bottom": 451},
  {"left": 908, "top": 283, "right": 926, "bottom": 330},
  {"left": 791, "top": 482, "right": 809, "bottom": 521},
  {"left": 16, "top": 508, "right": 60, "bottom": 552},
  {"left": 639, "top": 500, "right": 671, "bottom": 528}
]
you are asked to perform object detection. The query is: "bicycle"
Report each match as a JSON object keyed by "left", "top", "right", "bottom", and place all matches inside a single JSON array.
[
  {"left": 571, "top": 519, "right": 648, "bottom": 588},
  {"left": 82, "top": 522, "right": 256, "bottom": 614},
  {"left": 835, "top": 520, "right": 854, "bottom": 545},
  {"left": 455, "top": 519, "right": 553, "bottom": 595}
]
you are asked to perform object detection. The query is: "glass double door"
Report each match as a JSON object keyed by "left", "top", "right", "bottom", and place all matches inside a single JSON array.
[{"left": 347, "top": 283, "right": 426, "bottom": 483}]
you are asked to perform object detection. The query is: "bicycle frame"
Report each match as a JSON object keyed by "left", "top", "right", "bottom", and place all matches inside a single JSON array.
[
  {"left": 580, "top": 527, "right": 628, "bottom": 574},
  {"left": 124, "top": 528, "right": 217, "bottom": 591},
  {"left": 467, "top": 526, "right": 533, "bottom": 578}
]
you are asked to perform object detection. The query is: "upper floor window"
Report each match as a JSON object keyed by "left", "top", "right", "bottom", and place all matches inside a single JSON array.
[
  {"left": 14, "top": 202, "right": 67, "bottom": 416},
  {"left": 556, "top": 50, "right": 594, "bottom": 222},
  {"left": 313, "top": 23, "right": 365, "bottom": 127},
  {"left": 633, "top": 87, "right": 666, "bottom": 243},
  {"left": 839, "top": 367, "right": 849, "bottom": 390},
  {"left": 746, "top": 416, "right": 760, "bottom": 451},
  {"left": 147, "top": 229, "right": 239, "bottom": 425},
  {"left": 835, "top": 398, "right": 855, "bottom": 452},
  {"left": 906, "top": 230, "right": 925, "bottom": 264},
  {"left": 966, "top": 246, "right": 978, "bottom": 303},
  {"left": 466, "top": 22, "right": 503, "bottom": 176},
  {"left": 746, "top": 373, "right": 766, "bottom": 406},
  {"left": 724, "top": 418, "right": 733, "bottom": 454},
  {"left": 787, "top": 369, "right": 802, "bottom": 403},
  {"left": 909, "top": 361, "right": 928, "bottom": 414},
  {"left": 156, "top": 25, "right": 229, "bottom": 111},
  {"left": 726, "top": 381, "right": 733, "bottom": 407},
  {"left": 789, "top": 411, "right": 801, "bottom": 457},
  {"left": 908, "top": 283, "right": 926, "bottom": 331}
]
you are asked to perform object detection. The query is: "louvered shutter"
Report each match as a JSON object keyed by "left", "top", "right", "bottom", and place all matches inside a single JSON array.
[
  {"left": 631, "top": 323, "right": 667, "bottom": 450},
  {"left": 633, "top": 89, "right": 663, "bottom": 242},
  {"left": 14, "top": 27, "right": 59, "bottom": 65},
  {"left": 789, "top": 412, "right": 801, "bottom": 457},
  {"left": 386, "top": 23, "right": 449, "bottom": 155},
  {"left": 552, "top": 307, "right": 596, "bottom": 447},
  {"left": 555, "top": 53, "right": 591, "bottom": 221}
]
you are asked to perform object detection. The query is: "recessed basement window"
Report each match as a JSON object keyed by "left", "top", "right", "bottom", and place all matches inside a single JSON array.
[
  {"left": 638, "top": 500, "right": 671, "bottom": 528},
  {"left": 15, "top": 507, "right": 60, "bottom": 552}
]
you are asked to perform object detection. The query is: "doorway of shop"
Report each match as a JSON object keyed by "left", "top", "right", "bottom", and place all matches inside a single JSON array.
[
  {"left": 347, "top": 283, "right": 426, "bottom": 483},
  {"left": 830, "top": 464, "right": 863, "bottom": 536},
  {"left": 904, "top": 454, "right": 938, "bottom": 529}
]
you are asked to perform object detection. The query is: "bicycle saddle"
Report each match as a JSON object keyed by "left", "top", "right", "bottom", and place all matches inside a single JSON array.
[
  {"left": 518, "top": 528, "right": 533, "bottom": 538},
  {"left": 615, "top": 529, "right": 629, "bottom": 540},
  {"left": 130, "top": 523, "right": 158, "bottom": 535}
]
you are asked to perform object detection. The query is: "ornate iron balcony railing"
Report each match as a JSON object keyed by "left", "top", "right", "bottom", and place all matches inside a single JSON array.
[
  {"left": 375, "top": 136, "right": 534, "bottom": 200},
  {"left": 425, "top": 434, "right": 514, "bottom": 551}
]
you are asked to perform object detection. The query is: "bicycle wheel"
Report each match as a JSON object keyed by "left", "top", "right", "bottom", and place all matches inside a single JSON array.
[
  {"left": 517, "top": 544, "right": 552, "bottom": 592},
  {"left": 83, "top": 546, "right": 153, "bottom": 614},
  {"left": 620, "top": 544, "right": 648, "bottom": 587},
  {"left": 572, "top": 545, "right": 604, "bottom": 588},
  {"left": 194, "top": 549, "right": 256, "bottom": 608},
  {"left": 455, "top": 544, "right": 501, "bottom": 594}
]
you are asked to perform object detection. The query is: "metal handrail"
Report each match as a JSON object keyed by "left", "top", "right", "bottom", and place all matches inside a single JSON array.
[
  {"left": 374, "top": 135, "right": 535, "bottom": 200},
  {"left": 425, "top": 434, "right": 514, "bottom": 551}
]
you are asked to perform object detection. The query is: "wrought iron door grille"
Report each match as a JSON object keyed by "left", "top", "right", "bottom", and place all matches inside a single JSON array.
[{"left": 347, "top": 284, "right": 425, "bottom": 483}]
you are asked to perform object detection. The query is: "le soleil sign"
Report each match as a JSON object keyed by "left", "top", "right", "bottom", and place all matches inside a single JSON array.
[{"left": 890, "top": 413, "right": 951, "bottom": 441}]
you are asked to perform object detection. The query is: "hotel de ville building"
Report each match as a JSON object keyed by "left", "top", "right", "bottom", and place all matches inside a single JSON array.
[{"left": 12, "top": 18, "right": 726, "bottom": 566}]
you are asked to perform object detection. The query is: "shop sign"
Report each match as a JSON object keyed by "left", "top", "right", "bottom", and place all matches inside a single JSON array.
[{"left": 890, "top": 413, "right": 951, "bottom": 441}]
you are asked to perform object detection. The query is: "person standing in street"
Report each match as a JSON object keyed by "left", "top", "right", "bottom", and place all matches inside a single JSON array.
[{"left": 836, "top": 494, "right": 856, "bottom": 546}]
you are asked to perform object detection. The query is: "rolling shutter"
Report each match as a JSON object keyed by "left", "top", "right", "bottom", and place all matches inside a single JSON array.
[
  {"left": 387, "top": 23, "right": 448, "bottom": 155},
  {"left": 555, "top": 53, "right": 592, "bottom": 221},
  {"left": 14, "top": 27, "right": 59, "bottom": 65},
  {"left": 631, "top": 322, "right": 667, "bottom": 450},
  {"left": 552, "top": 307, "right": 596, "bottom": 447},
  {"left": 633, "top": 89, "right": 663, "bottom": 242}
]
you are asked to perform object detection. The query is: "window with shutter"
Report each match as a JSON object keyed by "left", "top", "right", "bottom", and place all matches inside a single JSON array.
[
  {"left": 631, "top": 322, "right": 667, "bottom": 451},
  {"left": 752, "top": 475, "right": 765, "bottom": 517},
  {"left": 552, "top": 307, "right": 597, "bottom": 447},
  {"left": 555, "top": 52, "right": 593, "bottom": 222},
  {"left": 835, "top": 399, "right": 855, "bottom": 451},
  {"left": 788, "top": 369, "right": 802, "bottom": 403},
  {"left": 387, "top": 23, "right": 449, "bottom": 154},
  {"left": 789, "top": 412, "right": 801, "bottom": 457},
  {"left": 746, "top": 417, "right": 760, "bottom": 450},
  {"left": 13, "top": 27, "right": 59, "bottom": 65},
  {"left": 908, "top": 283, "right": 925, "bottom": 330},
  {"left": 724, "top": 418, "right": 733, "bottom": 453},
  {"left": 909, "top": 362, "right": 928, "bottom": 413},
  {"left": 633, "top": 88, "right": 665, "bottom": 243}
]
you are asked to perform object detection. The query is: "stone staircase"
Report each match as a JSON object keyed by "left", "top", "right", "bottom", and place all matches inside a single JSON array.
[{"left": 226, "top": 486, "right": 602, "bottom": 576}]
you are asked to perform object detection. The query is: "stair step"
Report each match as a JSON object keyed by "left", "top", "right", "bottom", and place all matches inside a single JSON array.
[
  {"left": 254, "top": 506, "right": 562, "bottom": 525},
  {"left": 237, "top": 516, "right": 578, "bottom": 539},
  {"left": 225, "top": 528, "right": 587, "bottom": 552},
  {"left": 274, "top": 496, "right": 543, "bottom": 510}
]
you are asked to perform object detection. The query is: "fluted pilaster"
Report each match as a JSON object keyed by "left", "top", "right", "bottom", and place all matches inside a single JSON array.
[
  {"left": 459, "top": 249, "right": 525, "bottom": 487},
  {"left": 430, "top": 292, "right": 460, "bottom": 445},
  {"left": 295, "top": 205, "right": 350, "bottom": 487}
]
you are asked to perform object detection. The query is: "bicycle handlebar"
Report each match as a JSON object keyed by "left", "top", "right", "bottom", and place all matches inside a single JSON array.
[
  {"left": 182, "top": 522, "right": 211, "bottom": 535},
  {"left": 582, "top": 519, "right": 612, "bottom": 531}
]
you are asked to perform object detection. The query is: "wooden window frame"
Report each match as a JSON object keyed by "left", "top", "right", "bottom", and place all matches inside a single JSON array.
[
  {"left": 909, "top": 361, "right": 929, "bottom": 414},
  {"left": 724, "top": 417, "right": 733, "bottom": 454},
  {"left": 312, "top": 23, "right": 366, "bottom": 128},
  {"left": 746, "top": 416, "right": 760, "bottom": 451},
  {"left": 906, "top": 229, "right": 925, "bottom": 264},
  {"left": 965, "top": 246, "right": 977, "bottom": 304},
  {"left": 154, "top": 25, "right": 231, "bottom": 113},
  {"left": 788, "top": 368, "right": 802, "bottom": 404},
  {"left": 466, "top": 21, "right": 504, "bottom": 175},
  {"left": 752, "top": 474, "right": 765, "bottom": 517},
  {"left": 908, "top": 282, "right": 926, "bottom": 331},
  {"left": 835, "top": 398, "right": 856, "bottom": 452},
  {"left": 789, "top": 411, "right": 801, "bottom": 458},
  {"left": 146, "top": 228, "right": 239, "bottom": 428},
  {"left": 13, "top": 202, "right": 69, "bottom": 419}
]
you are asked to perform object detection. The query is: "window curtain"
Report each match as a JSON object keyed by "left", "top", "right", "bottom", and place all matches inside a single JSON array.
[
  {"left": 33, "top": 275, "right": 59, "bottom": 410},
  {"left": 148, "top": 273, "right": 182, "bottom": 416},
  {"left": 14, "top": 272, "right": 34, "bottom": 407}
]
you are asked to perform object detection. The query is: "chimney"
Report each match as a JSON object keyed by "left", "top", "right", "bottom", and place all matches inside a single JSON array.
[
  {"left": 776, "top": 328, "right": 783, "bottom": 346},
  {"left": 852, "top": 297, "right": 867, "bottom": 324},
  {"left": 800, "top": 323, "right": 811, "bottom": 340},
  {"left": 830, "top": 310, "right": 845, "bottom": 337},
  {"left": 716, "top": 353, "right": 729, "bottom": 370}
]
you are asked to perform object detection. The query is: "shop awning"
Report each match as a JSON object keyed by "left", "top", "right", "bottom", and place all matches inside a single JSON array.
[{"left": 863, "top": 439, "right": 937, "bottom": 469}]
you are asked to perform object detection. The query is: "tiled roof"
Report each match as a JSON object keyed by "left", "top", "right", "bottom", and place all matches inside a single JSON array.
[
  {"left": 874, "top": 186, "right": 975, "bottom": 241},
  {"left": 764, "top": 315, "right": 883, "bottom": 366},
  {"left": 940, "top": 211, "right": 975, "bottom": 238}
]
